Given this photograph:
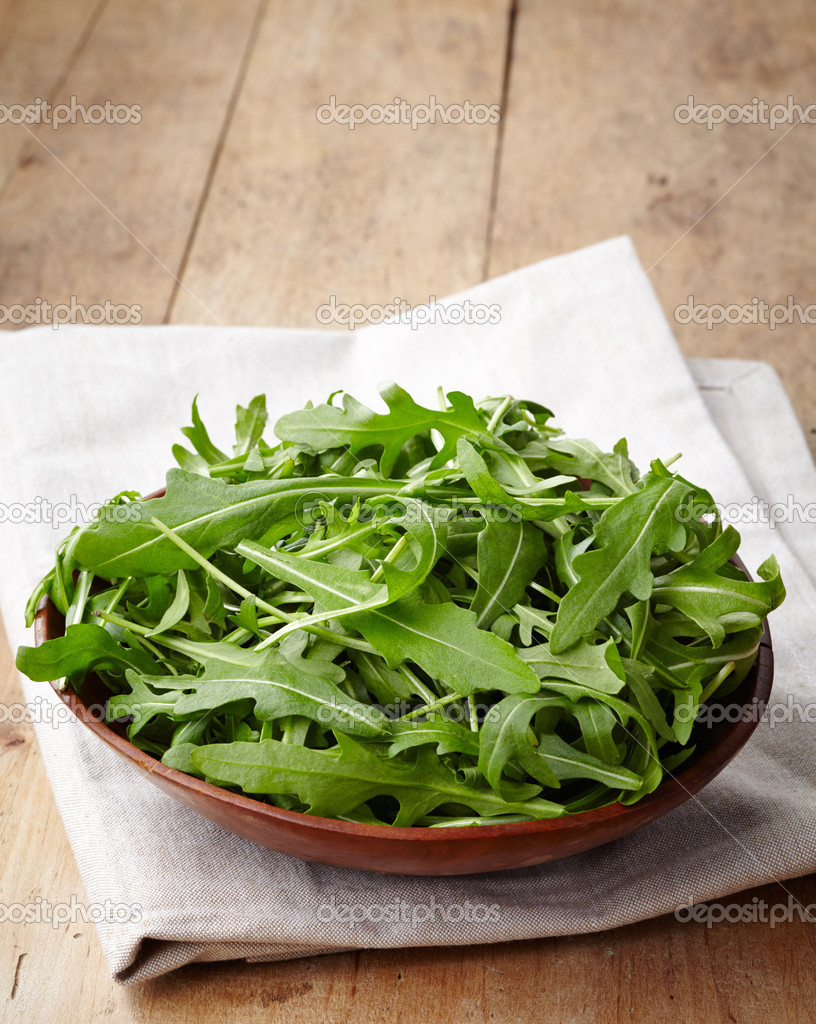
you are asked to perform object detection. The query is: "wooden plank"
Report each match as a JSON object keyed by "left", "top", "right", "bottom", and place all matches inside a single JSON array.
[
  {"left": 488, "top": 0, "right": 816, "bottom": 455},
  {"left": 116, "top": 895, "right": 816, "bottom": 1022},
  {"left": 169, "top": 0, "right": 507, "bottom": 326},
  {"left": 0, "top": 0, "right": 264, "bottom": 325},
  {"left": 0, "top": 618, "right": 120, "bottom": 1020},
  {"left": 0, "top": 0, "right": 102, "bottom": 193}
]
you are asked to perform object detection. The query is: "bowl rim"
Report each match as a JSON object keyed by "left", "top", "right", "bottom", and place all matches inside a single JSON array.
[{"left": 33, "top": 551, "right": 774, "bottom": 846}]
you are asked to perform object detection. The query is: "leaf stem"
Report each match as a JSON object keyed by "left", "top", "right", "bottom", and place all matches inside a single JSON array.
[
  {"left": 398, "top": 664, "right": 437, "bottom": 704},
  {"left": 370, "top": 533, "right": 410, "bottom": 583},
  {"left": 151, "top": 517, "right": 374, "bottom": 651},
  {"left": 297, "top": 521, "right": 380, "bottom": 560},
  {"left": 467, "top": 696, "right": 479, "bottom": 732},
  {"left": 150, "top": 516, "right": 292, "bottom": 623},
  {"left": 104, "top": 577, "right": 133, "bottom": 616},
  {"left": 136, "top": 634, "right": 180, "bottom": 674},
  {"left": 399, "top": 692, "right": 467, "bottom": 721},
  {"left": 65, "top": 571, "right": 93, "bottom": 628},
  {"left": 529, "top": 582, "right": 562, "bottom": 605},
  {"left": 486, "top": 395, "right": 513, "bottom": 434},
  {"left": 700, "top": 661, "right": 736, "bottom": 704}
]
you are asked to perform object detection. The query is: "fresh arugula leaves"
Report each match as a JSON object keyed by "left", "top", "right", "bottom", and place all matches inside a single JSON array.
[{"left": 17, "top": 384, "right": 784, "bottom": 827}]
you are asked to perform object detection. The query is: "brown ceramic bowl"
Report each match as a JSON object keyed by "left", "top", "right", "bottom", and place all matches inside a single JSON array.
[{"left": 34, "top": 534, "right": 773, "bottom": 875}]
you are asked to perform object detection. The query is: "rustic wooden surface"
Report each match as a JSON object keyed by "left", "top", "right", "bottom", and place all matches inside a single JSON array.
[{"left": 2, "top": 0, "right": 815, "bottom": 1020}]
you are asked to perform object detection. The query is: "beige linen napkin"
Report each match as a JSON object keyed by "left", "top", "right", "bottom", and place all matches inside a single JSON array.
[{"left": 1, "top": 237, "right": 814, "bottom": 984}]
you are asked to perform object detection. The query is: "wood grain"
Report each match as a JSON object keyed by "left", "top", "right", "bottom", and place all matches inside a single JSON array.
[
  {"left": 169, "top": 0, "right": 507, "bottom": 326},
  {"left": 488, "top": 0, "right": 816, "bottom": 455},
  {"left": 0, "top": 0, "right": 103, "bottom": 193},
  {"left": 0, "top": 0, "right": 263, "bottom": 324},
  {"left": 1, "top": 0, "right": 815, "bottom": 1018}
]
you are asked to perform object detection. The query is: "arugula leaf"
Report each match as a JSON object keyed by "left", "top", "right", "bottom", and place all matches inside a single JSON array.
[
  {"left": 518, "top": 736, "right": 643, "bottom": 790},
  {"left": 16, "top": 624, "right": 158, "bottom": 685},
  {"left": 241, "top": 538, "right": 541, "bottom": 696},
  {"left": 233, "top": 395, "right": 268, "bottom": 456},
  {"left": 471, "top": 519, "right": 547, "bottom": 629},
  {"left": 275, "top": 383, "right": 488, "bottom": 477},
  {"left": 192, "top": 734, "right": 565, "bottom": 825},
  {"left": 644, "top": 623, "right": 764, "bottom": 692},
  {"left": 621, "top": 660, "right": 676, "bottom": 743},
  {"left": 19, "top": 383, "right": 784, "bottom": 828},
  {"left": 107, "top": 675, "right": 186, "bottom": 738},
  {"left": 544, "top": 437, "right": 640, "bottom": 495},
  {"left": 456, "top": 438, "right": 611, "bottom": 521},
  {"left": 519, "top": 637, "right": 627, "bottom": 694},
  {"left": 573, "top": 701, "right": 623, "bottom": 763},
  {"left": 351, "top": 650, "right": 417, "bottom": 704},
  {"left": 229, "top": 595, "right": 262, "bottom": 638},
  {"left": 141, "top": 653, "right": 388, "bottom": 738},
  {"left": 69, "top": 469, "right": 409, "bottom": 576},
  {"left": 349, "top": 594, "right": 542, "bottom": 696},
  {"left": 550, "top": 476, "right": 691, "bottom": 652},
  {"left": 388, "top": 718, "right": 480, "bottom": 758},
  {"left": 237, "top": 496, "right": 446, "bottom": 641},
  {"left": 652, "top": 538, "right": 784, "bottom": 647},
  {"left": 145, "top": 570, "right": 190, "bottom": 637},
  {"left": 479, "top": 695, "right": 568, "bottom": 792},
  {"left": 180, "top": 395, "right": 229, "bottom": 465}
]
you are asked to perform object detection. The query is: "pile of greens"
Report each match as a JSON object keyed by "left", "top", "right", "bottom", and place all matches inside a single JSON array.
[{"left": 17, "top": 384, "right": 785, "bottom": 827}]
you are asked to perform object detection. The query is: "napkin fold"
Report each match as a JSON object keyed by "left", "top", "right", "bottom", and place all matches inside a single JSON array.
[{"left": 2, "top": 236, "right": 814, "bottom": 984}]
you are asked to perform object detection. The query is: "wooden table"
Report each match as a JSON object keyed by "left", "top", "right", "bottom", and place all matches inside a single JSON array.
[{"left": 2, "top": 1, "right": 814, "bottom": 1020}]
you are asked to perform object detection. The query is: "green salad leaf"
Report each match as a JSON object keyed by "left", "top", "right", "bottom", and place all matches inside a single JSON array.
[{"left": 16, "top": 384, "right": 784, "bottom": 827}]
